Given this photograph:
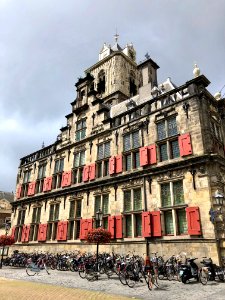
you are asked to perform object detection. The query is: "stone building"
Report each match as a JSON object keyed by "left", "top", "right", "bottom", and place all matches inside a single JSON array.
[
  {"left": 0, "top": 191, "right": 13, "bottom": 235},
  {"left": 10, "top": 37, "right": 225, "bottom": 263}
]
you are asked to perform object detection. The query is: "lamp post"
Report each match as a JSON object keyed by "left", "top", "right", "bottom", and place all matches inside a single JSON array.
[
  {"left": 0, "top": 222, "right": 11, "bottom": 269},
  {"left": 95, "top": 209, "right": 103, "bottom": 275}
]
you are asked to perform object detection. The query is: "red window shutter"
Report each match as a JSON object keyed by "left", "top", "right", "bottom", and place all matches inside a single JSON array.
[
  {"left": 43, "top": 178, "right": 48, "bottom": 192},
  {"left": 186, "top": 207, "right": 201, "bottom": 235},
  {"left": 11, "top": 227, "right": 16, "bottom": 239},
  {"left": 21, "top": 225, "right": 26, "bottom": 242},
  {"left": 108, "top": 216, "right": 115, "bottom": 239},
  {"left": 62, "top": 171, "right": 72, "bottom": 187},
  {"left": 60, "top": 221, "right": 68, "bottom": 241},
  {"left": 178, "top": 133, "right": 193, "bottom": 156},
  {"left": 46, "top": 177, "right": 52, "bottom": 191},
  {"left": 16, "top": 185, "right": 22, "bottom": 199},
  {"left": 148, "top": 144, "right": 157, "bottom": 164},
  {"left": 115, "top": 215, "right": 123, "bottom": 238},
  {"left": 57, "top": 221, "right": 63, "bottom": 240},
  {"left": 79, "top": 219, "right": 88, "bottom": 239},
  {"left": 87, "top": 218, "right": 93, "bottom": 233},
  {"left": 139, "top": 147, "right": 149, "bottom": 166},
  {"left": 82, "top": 166, "right": 89, "bottom": 182},
  {"left": 38, "top": 224, "right": 48, "bottom": 241},
  {"left": 150, "top": 211, "right": 162, "bottom": 237},
  {"left": 28, "top": 182, "right": 36, "bottom": 196},
  {"left": 25, "top": 225, "right": 30, "bottom": 242},
  {"left": 37, "top": 224, "right": 43, "bottom": 241},
  {"left": 142, "top": 212, "right": 151, "bottom": 237},
  {"left": 109, "top": 157, "right": 116, "bottom": 175},
  {"left": 89, "top": 164, "right": 96, "bottom": 181},
  {"left": 115, "top": 155, "right": 123, "bottom": 173}
]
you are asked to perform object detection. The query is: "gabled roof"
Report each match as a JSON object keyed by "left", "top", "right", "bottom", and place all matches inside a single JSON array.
[{"left": 0, "top": 191, "right": 14, "bottom": 203}]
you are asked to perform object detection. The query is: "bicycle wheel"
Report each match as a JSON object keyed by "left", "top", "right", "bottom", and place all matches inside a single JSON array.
[
  {"left": 125, "top": 271, "right": 136, "bottom": 288},
  {"left": 44, "top": 263, "right": 50, "bottom": 275},
  {"left": 119, "top": 271, "right": 128, "bottom": 285},
  {"left": 26, "top": 264, "right": 37, "bottom": 276},
  {"left": 85, "top": 268, "right": 97, "bottom": 281},
  {"left": 199, "top": 269, "right": 208, "bottom": 285}
]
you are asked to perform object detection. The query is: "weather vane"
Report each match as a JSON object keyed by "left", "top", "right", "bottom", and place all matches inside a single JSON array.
[{"left": 114, "top": 28, "right": 119, "bottom": 43}]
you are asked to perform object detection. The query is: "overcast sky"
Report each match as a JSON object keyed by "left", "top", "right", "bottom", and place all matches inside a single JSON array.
[{"left": 0, "top": 0, "right": 225, "bottom": 193}]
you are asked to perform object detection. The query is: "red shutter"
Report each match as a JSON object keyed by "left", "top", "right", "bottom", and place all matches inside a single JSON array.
[
  {"left": 27, "top": 182, "right": 36, "bottom": 196},
  {"left": 80, "top": 219, "right": 88, "bottom": 239},
  {"left": 87, "top": 218, "right": 93, "bottom": 232},
  {"left": 38, "top": 224, "right": 48, "bottom": 241},
  {"left": 89, "top": 164, "right": 96, "bottom": 181},
  {"left": 43, "top": 178, "right": 48, "bottom": 192},
  {"left": 109, "top": 157, "right": 116, "bottom": 175},
  {"left": 21, "top": 225, "right": 26, "bottom": 242},
  {"left": 139, "top": 147, "right": 149, "bottom": 166},
  {"left": 148, "top": 144, "right": 157, "bottom": 164},
  {"left": 115, "top": 215, "right": 123, "bottom": 238},
  {"left": 11, "top": 227, "right": 16, "bottom": 239},
  {"left": 115, "top": 155, "right": 123, "bottom": 173},
  {"left": 150, "top": 211, "right": 162, "bottom": 237},
  {"left": 61, "top": 171, "right": 72, "bottom": 187},
  {"left": 186, "top": 207, "right": 201, "bottom": 235},
  {"left": 82, "top": 166, "right": 89, "bottom": 182},
  {"left": 142, "top": 212, "right": 151, "bottom": 237},
  {"left": 57, "top": 221, "right": 68, "bottom": 241},
  {"left": 24, "top": 225, "right": 30, "bottom": 242},
  {"left": 46, "top": 177, "right": 52, "bottom": 191},
  {"left": 16, "top": 185, "right": 22, "bottom": 199},
  {"left": 179, "top": 133, "right": 193, "bottom": 156},
  {"left": 108, "top": 216, "right": 115, "bottom": 239}
]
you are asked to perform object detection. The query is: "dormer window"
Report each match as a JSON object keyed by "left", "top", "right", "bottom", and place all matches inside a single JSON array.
[{"left": 97, "top": 70, "right": 106, "bottom": 94}]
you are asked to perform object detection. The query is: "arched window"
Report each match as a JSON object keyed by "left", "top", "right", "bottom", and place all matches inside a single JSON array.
[
  {"left": 129, "top": 71, "right": 137, "bottom": 97},
  {"left": 97, "top": 70, "right": 106, "bottom": 94}
]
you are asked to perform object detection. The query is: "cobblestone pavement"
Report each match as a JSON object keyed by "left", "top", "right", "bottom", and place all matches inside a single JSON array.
[{"left": 1, "top": 267, "right": 225, "bottom": 300}]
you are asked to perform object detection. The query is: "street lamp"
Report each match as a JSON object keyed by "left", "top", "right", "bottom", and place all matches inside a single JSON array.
[
  {"left": 209, "top": 190, "right": 225, "bottom": 223},
  {"left": 95, "top": 208, "right": 103, "bottom": 228}
]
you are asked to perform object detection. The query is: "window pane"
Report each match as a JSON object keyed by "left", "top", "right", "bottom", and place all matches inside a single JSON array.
[
  {"left": 135, "top": 214, "right": 142, "bottom": 237},
  {"left": 160, "top": 144, "right": 168, "bottom": 161},
  {"left": 126, "top": 215, "right": 132, "bottom": 237},
  {"left": 102, "top": 194, "right": 109, "bottom": 214},
  {"left": 171, "top": 140, "right": 180, "bottom": 158},
  {"left": 123, "top": 134, "right": 131, "bottom": 151},
  {"left": 76, "top": 200, "right": 82, "bottom": 217},
  {"left": 32, "top": 208, "right": 37, "bottom": 223},
  {"left": 68, "top": 221, "right": 74, "bottom": 240},
  {"left": 97, "top": 162, "right": 102, "bottom": 178},
  {"left": 77, "top": 121, "right": 82, "bottom": 130},
  {"left": 124, "top": 190, "right": 132, "bottom": 212},
  {"left": 125, "top": 154, "right": 132, "bottom": 171},
  {"left": 80, "top": 151, "right": 85, "bottom": 165},
  {"left": 54, "top": 204, "right": 60, "bottom": 220},
  {"left": 104, "top": 142, "right": 110, "bottom": 158},
  {"left": 42, "top": 165, "right": 46, "bottom": 178},
  {"left": 132, "top": 131, "right": 140, "bottom": 149},
  {"left": 97, "top": 144, "right": 104, "bottom": 160},
  {"left": 74, "top": 154, "right": 80, "bottom": 168},
  {"left": 134, "top": 152, "right": 140, "bottom": 169},
  {"left": 157, "top": 121, "right": 166, "bottom": 140},
  {"left": 168, "top": 117, "right": 177, "bottom": 137},
  {"left": 81, "top": 129, "right": 86, "bottom": 139},
  {"left": 177, "top": 209, "right": 187, "bottom": 234},
  {"left": 82, "top": 119, "right": 86, "bottom": 128},
  {"left": 164, "top": 211, "right": 174, "bottom": 235},
  {"left": 161, "top": 183, "right": 171, "bottom": 206},
  {"left": 49, "top": 205, "right": 54, "bottom": 221},
  {"left": 173, "top": 181, "right": 184, "bottom": 205},
  {"left": 54, "top": 160, "right": 59, "bottom": 173},
  {"left": 104, "top": 160, "right": 109, "bottom": 176},
  {"left": 95, "top": 196, "right": 101, "bottom": 214},
  {"left": 59, "top": 159, "right": 64, "bottom": 172},
  {"left": 102, "top": 217, "right": 108, "bottom": 230},
  {"left": 133, "top": 188, "right": 142, "bottom": 211},
  {"left": 36, "top": 207, "right": 41, "bottom": 223},
  {"left": 76, "top": 131, "right": 80, "bottom": 141},
  {"left": 69, "top": 201, "right": 75, "bottom": 218}
]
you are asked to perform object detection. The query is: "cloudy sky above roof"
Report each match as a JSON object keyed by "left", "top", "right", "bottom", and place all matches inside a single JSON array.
[{"left": 0, "top": 0, "right": 225, "bottom": 192}]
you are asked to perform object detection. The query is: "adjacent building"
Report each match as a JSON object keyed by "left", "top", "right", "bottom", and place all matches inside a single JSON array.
[
  {"left": 0, "top": 191, "right": 13, "bottom": 235},
  {"left": 10, "top": 37, "right": 225, "bottom": 264}
]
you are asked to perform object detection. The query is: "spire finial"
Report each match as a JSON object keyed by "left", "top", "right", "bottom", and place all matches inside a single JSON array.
[
  {"left": 114, "top": 29, "right": 119, "bottom": 43},
  {"left": 42, "top": 141, "right": 45, "bottom": 148}
]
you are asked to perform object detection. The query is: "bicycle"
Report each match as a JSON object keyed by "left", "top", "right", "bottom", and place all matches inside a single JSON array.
[{"left": 26, "top": 255, "right": 50, "bottom": 276}]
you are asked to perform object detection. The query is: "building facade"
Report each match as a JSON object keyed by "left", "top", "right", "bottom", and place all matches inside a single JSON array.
[
  {"left": 11, "top": 38, "right": 225, "bottom": 263},
  {"left": 0, "top": 191, "right": 13, "bottom": 235}
]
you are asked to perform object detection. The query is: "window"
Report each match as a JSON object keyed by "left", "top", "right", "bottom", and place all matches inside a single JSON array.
[
  {"left": 52, "top": 158, "right": 64, "bottom": 189},
  {"left": 47, "top": 203, "right": 60, "bottom": 241},
  {"left": 96, "top": 142, "right": 110, "bottom": 178},
  {"left": 76, "top": 119, "right": 86, "bottom": 141},
  {"left": 123, "top": 188, "right": 142, "bottom": 237},
  {"left": 211, "top": 119, "right": 222, "bottom": 141},
  {"left": 23, "top": 170, "right": 31, "bottom": 184},
  {"left": 129, "top": 71, "right": 137, "bottom": 97},
  {"left": 68, "top": 200, "right": 82, "bottom": 240},
  {"left": 123, "top": 131, "right": 140, "bottom": 171},
  {"left": 21, "top": 170, "right": 31, "bottom": 197},
  {"left": 94, "top": 194, "right": 109, "bottom": 229},
  {"left": 97, "top": 70, "right": 106, "bottom": 94},
  {"left": 36, "top": 163, "right": 46, "bottom": 194},
  {"left": 157, "top": 116, "right": 179, "bottom": 161},
  {"left": 15, "top": 209, "right": 26, "bottom": 242},
  {"left": 29, "top": 207, "right": 41, "bottom": 241},
  {"left": 72, "top": 151, "right": 85, "bottom": 184},
  {"left": 160, "top": 180, "right": 187, "bottom": 236}
]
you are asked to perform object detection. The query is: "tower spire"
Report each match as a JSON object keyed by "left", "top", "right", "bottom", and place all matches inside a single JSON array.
[{"left": 114, "top": 29, "right": 119, "bottom": 43}]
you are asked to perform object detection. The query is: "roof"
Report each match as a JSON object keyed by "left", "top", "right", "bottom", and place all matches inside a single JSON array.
[
  {"left": 0, "top": 191, "right": 14, "bottom": 203},
  {"left": 111, "top": 42, "right": 123, "bottom": 52}
]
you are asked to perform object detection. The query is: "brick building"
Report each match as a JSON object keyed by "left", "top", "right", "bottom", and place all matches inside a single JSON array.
[{"left": 11, "top": 37, "right": 225, "bottom": 263}]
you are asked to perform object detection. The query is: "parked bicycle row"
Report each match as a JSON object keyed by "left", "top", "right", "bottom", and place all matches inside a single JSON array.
[{"left": 2, "top": 250, "right": 225, "bottom": 290}]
